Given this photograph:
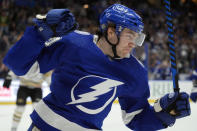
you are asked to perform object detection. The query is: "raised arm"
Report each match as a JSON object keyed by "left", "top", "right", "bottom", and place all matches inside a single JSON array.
[{"left": 3, "top": 9, "right": 77, "bottom": 76}]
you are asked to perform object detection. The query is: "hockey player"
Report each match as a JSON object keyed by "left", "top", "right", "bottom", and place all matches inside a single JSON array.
[
  {"left": 3, "top": 4, "right": 190, "bottom": 131},
  {"left": 3, "top": 63, "right": 52, "bottom": 131},
  {"left": 190, "top": 52, "right": 197, "bottom": 102}
]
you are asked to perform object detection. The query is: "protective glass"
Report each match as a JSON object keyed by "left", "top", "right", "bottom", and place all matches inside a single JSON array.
[{"left": 121, "top": 32, "right": 146, "bottom": 47}]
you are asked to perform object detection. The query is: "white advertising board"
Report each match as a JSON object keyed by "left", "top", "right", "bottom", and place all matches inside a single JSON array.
[{"left": 0, "top": 79, "right": 50, "bottom": 103}]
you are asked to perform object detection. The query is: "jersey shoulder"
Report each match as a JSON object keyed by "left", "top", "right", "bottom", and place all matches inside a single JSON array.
[{"left": 61, "top": 30, "right": 94, "bottom": 47}]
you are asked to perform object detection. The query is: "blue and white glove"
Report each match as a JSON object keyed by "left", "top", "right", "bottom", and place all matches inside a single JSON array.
[
  {"left": 154, "top": 92, "right": 191, "bottom": 128},
  {"left": 190, "top": 80, "right": 197, "bottom": 102},
  {"left": 33, "top": 9, "right": 78, "bottom": 45}
]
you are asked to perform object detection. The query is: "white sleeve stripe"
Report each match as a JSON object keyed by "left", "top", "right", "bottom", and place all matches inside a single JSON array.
[
  {"left": 122, "top": 109, "right": 143, "bottom": 125},
  {"left": 34, "top": 100, "right": 100, "bottom": 131}
]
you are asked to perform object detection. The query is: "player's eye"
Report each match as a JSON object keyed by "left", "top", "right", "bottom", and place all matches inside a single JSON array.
[{"left": 127, "top": 34, "right": 134, "bottom": 40}]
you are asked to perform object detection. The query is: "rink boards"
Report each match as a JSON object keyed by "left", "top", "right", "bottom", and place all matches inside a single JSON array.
[{"left": 0, "top": 79, "right": 193, "bottom": 104}]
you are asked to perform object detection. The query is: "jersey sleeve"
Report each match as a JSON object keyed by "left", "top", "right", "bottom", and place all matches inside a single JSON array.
[
  {"left": 3, "top": 26, "right": 66, "bottom": 76},
  {"left": 118, "top": 90, "right": 166, "bottom": 130}
]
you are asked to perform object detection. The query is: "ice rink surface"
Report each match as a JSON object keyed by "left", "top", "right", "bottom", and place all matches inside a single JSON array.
[{"left": 0, "top": 103, "right": 197, "bottom": 131}]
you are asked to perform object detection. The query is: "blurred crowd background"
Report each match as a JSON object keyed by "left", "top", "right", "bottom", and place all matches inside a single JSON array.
[{"left": 0, "top": 0, "right": 197, "bottom": 80}]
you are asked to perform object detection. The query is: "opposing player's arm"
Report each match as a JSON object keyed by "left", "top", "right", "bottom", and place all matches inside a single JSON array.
[
  {"left": 43, "top": 70, "right": 53, "bottom": 86},
  {"left": 3, "top": 73, "right": 12, "bottom": 88},
  {"left": 3, "top": 71, "right": 18, "bottom": 88},
  {"left": 3, "top": 9, "right": 77, "bottom": 76}
]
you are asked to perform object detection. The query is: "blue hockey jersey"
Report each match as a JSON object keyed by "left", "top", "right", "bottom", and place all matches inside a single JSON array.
[{"left": 3, "top": 27, "right": 165, "bottom": 131}]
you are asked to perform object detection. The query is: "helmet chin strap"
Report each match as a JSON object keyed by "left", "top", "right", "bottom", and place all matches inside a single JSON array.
[{"left": 104, "top": 33, "right": 120, "bottom": 59}]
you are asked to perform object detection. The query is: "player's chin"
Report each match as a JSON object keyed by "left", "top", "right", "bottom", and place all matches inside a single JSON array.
[
  {"left": 118, "top": 50, "right": 131, "bottom": 58},
  {"left": 121, "top": 53, "right": 131, "bottom": 58}
]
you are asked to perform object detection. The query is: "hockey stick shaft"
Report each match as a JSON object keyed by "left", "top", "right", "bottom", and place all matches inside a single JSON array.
[{"left": 163, "top": 0, "right": 180, "bottom": 93}]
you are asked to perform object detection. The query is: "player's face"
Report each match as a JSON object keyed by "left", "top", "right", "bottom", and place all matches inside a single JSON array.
[{"left": 116, "top": 28, "right": 138, "bottom": 58}]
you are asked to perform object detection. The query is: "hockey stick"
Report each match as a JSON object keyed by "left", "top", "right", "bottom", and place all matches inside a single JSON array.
[{"left": 163, "top": 0, "right": 180, "bottom": 93}]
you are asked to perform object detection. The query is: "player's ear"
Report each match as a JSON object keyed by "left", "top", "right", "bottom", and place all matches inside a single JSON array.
[
  {"left": 107, "top": 27, "right": 117, "bottom": 44},
  {"left": 107, "top": 27, "right": 115, "bottom": 37}
]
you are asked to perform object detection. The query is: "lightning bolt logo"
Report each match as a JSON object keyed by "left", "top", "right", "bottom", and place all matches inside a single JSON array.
[
  {"left": 67, "top": 75, "right": 124, "bottom": 114},
  {"left": 68, "top": 78, "right": 123, "bottom": 104}
]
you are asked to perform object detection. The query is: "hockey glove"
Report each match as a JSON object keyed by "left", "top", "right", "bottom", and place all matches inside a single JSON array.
[
  {"left": 190, "top": 80, "right": 197, "bottom": 102},
  {"left": 154, "top": 92, "right": 191, "bottom": 128},
  {"left": 3, "top": 74, "right": 12, "bottom": 88},
  {"left": 33, "top": 9, "right": 78, "bottom": 43}
]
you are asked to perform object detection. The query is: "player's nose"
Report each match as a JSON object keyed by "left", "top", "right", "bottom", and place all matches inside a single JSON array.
[{"left": 128, "top": 42, "right": 136, "bottom": 48}]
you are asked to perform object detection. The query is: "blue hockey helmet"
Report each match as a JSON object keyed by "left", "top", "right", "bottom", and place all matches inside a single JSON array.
[{"left": 99, "top": 4, "right": 145, "bottom": 46}]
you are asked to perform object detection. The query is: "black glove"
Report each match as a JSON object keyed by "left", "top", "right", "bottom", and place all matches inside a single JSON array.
[{"left": 3, "top": 75, "right": 12, "bottom": 88}]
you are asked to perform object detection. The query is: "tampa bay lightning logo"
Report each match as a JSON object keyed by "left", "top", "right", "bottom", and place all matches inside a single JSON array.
[{"left": 67, "top": 75, "right": 124, "bottom": 114}]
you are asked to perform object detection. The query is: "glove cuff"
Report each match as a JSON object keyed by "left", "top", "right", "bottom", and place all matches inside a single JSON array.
[
  {"left": 155, "top": 111, "right": 176, "bottom": 127},
  {"left": 154, "top": 99, "right": 162, "bottom": 112}
]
